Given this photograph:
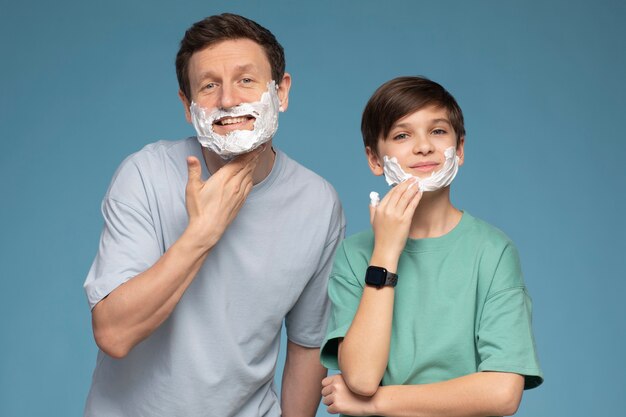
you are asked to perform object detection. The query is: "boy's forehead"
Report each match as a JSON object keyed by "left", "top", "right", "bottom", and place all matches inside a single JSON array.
[{"left": 392, "top": 106, "right": 452, "bottom": 127}]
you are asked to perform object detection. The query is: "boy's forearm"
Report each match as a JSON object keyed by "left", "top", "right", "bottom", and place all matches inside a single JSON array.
[
  {"left": 371, "top": 372, "right": 525, "bottom": 417},
  {"left": 339, "top": 247, "right": 399, "bottom": 396}
]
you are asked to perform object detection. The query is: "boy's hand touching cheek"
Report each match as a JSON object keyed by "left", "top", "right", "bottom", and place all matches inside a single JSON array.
[{"left": 369, "top": 178, "right": 422, "bottom": 271}]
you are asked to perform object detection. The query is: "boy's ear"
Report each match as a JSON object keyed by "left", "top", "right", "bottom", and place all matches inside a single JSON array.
[
  {"left": 456, "top": 136, "right": 465, "bottom": 167},
  {"left": 365, "top": 146, "right": 384, "bottom": 176}
]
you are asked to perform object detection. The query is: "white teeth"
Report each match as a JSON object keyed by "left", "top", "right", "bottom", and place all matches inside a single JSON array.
[{"left": 218, "top": 116, "right": 249, "bottom": 125}]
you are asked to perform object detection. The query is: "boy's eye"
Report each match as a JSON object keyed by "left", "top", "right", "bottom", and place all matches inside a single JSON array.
[
  {"left": 393, "top": 133, "right": 409, "bottom": 140},
  {"left": 432, "top": 128, "right": 447, "bottom": 135}
]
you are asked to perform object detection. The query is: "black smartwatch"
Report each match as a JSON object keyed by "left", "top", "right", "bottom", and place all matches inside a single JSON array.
[{"left": 365, "top": 266, "right": 398, "bottom": 288}]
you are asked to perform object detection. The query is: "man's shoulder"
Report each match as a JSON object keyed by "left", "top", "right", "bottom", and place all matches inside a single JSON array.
[
  {"left": 276, "top": 150, "right": 341, "bottom": 203},
  {"left": 106, "top": 138, "right": 197, "bottom": 199},
  {"left": 123, "top": 137, "right": 198, "bottom": 166}
]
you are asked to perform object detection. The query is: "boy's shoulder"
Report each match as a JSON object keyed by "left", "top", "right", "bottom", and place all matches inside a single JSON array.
[{"left": 462, "top": 212, "right": 516, "bottom": 249}]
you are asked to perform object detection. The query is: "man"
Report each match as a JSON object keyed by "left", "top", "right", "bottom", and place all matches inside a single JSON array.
[{"left": 84, "top": 13, "right": 345, "bottom": 417}]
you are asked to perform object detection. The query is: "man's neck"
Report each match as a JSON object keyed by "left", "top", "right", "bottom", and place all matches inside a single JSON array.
[
  {"left": 202, "top": 142, "right": 276, "bottom": 185},
  {"left": 408, "top": 187, "right": 462, "bottom": 239}
]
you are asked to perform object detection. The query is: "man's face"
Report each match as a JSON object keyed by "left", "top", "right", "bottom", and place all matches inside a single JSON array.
[
  {"left": 180, "top": 38, "right": 291, "bottom": 137},
  {"left": 366, "top": 105, "right": 464, "bottom": 177}
]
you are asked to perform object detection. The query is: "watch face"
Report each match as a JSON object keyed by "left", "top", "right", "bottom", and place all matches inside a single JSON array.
[{"left": 365, "top": 266, "right": 387, "bottom": 286}]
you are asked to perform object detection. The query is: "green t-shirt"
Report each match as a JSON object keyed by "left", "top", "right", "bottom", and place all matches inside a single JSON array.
[{"left": 321, "top": 212, "right": 543, "bottom": 390}]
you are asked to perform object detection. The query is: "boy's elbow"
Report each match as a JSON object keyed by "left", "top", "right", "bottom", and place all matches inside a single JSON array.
[
  {"left": 342, "top": 371, "right": 380, "bottom": 397},
  {"left": 494, "top": 374, "right": 524, "bottom": 416}
]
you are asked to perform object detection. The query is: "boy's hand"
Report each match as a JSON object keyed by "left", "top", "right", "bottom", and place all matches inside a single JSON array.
[
  {"left": 184, "top": 146, "right": 263, "bottom": 250},
  {"left": 322, "top": 374, "right": 375, "bottom": 416},
  {"left": 369, "top": 178, "right": 422, "bottom": 269}
]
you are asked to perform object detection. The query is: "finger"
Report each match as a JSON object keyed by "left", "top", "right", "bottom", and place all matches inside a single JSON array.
[
  {"left": 405, "top": 188, "right": 423, "bottom": 216},
  {"left": 396, "top": 179, "right": 421, "bottom": 213},
  {"left": 231, "top": 144, "right": 265, "bottom": 166},
  {"left": 186, "top": 156, "right": 203, "bottom": 186},
  {"left": 321, "top": 385, "right": 333, "bottom": 396},
  {"left": 380, "top": 177, "right": 415, "bottom": 209},
  {"left": 321, "top": 376, "right": 332, "bottom": 387},
  {"left": 321, "top": 394, "right": 333, "bottom": 406}
]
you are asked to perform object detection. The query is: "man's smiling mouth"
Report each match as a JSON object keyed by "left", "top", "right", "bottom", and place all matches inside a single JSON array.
[{"left": 214, "top": 115, "right": 255, "bottom": 126}]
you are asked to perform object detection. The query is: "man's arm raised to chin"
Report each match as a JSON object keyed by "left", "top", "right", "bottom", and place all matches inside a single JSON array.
[{"left": 91, "top": 149, "right": 262, "bottom": 358}]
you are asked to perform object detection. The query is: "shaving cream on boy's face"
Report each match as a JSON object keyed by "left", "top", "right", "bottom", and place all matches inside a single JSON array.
[
  {"left": 190, "top": 81, "right": 281, "bottom": 159},
  {"left": 382, "top": 146, "right": 460, "bottom": 191}
]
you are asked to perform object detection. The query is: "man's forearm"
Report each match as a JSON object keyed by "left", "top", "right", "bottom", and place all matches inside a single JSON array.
[
  {"left": 91, "top": 227, "right": 212, "bottom": 358},
  {"left": 281, "top": 342, "right": 327, "bottom": 417}
]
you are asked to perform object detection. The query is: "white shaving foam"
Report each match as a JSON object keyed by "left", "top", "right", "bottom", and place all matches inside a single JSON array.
[
  {"left": 190, "top": 81, "right": 280, "bottom": 159},
  {"left": 382, "top": 146, "right": 460, "bottom": 191},
  {"left": 369, "top": 191, "right": 380, "bottom": 207}
]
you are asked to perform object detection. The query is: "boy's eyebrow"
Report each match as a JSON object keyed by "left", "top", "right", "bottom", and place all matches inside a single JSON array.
[
  {"left": 430, "top": 118, "right": 452, "bottom": 126},
  {"left": 391, "top": 118, "right": 452, "bottom": 130}
]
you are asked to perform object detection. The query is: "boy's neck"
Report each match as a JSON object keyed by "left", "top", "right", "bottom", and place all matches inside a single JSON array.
[{"left": 408, "top": 187, "right": 462, "bottom": 239}]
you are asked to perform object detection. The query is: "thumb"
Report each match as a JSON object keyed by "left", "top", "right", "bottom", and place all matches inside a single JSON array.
[
  {"left": 186, "top": 156, "right": 203, "bottom": 186},
  {"left": 369, "top": 191, "right": 379, "bottom": 225}
]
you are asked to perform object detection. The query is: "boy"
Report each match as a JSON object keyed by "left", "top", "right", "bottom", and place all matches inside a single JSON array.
[{"left": 320, "top": 76, "right": 542, "bottom": 416}]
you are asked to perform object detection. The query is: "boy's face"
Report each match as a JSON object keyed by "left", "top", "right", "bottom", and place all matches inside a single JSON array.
[{"left": 366, "top": 105, "right": 465, "bottom": 178}]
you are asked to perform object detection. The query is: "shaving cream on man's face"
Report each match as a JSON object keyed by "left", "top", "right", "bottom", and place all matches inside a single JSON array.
[
  {"left": 382, "top": 146, "right": 460, "bottom": 191},
  {"left": 190, "top": 81, "right": 281, "bottom": 159}
]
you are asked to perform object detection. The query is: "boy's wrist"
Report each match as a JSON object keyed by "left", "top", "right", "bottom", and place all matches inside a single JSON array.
[{"left": 370, "top": 248, "right": 400, "bottom": 273}]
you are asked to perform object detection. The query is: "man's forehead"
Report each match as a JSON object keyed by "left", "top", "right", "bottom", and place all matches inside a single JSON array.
[{"left": 194, "top": 63, "right": 263, "bottom": 81}]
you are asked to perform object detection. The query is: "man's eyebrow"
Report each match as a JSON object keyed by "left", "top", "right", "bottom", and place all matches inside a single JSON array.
[
  {"left": 233, "top": 63, "right": 259, "bottom": 73},
  {"left": 195, "top": 64, "right": 260, "bottom": 84}
]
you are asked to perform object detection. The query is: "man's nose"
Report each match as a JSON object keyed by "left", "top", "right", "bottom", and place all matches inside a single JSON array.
[{"left": 217, "top": 84, "right": 240, "bottom": 109}]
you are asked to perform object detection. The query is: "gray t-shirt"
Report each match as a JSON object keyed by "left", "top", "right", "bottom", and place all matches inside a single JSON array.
[{"left": 83, "top": 138, "right": 345, "bottom": 417}]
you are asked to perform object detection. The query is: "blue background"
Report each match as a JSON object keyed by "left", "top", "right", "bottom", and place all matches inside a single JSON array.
[{"left": 1, "top": 0, "right": 624, "bottom": 415}]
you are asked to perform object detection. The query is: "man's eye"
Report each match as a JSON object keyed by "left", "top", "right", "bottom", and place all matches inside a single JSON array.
[
  {"left": 203, "top": 82, "right": 216, "bottom": 90},
  {"left": 241, "top": 78, "right": 253, "bottom": 84}
]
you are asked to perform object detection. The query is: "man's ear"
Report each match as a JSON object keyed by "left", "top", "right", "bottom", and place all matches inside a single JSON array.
[
  {"left": 456, "top": 135, "right": 465, "bottom": 167},
  {"left": 365, "top": 146, "right": 384, "bottom": 176},
  {"left": 277, "top": 73, "right": 292, "bottom": 112},
  {"left": 178, "top": 90, "right": 192, "bottom": 123}
]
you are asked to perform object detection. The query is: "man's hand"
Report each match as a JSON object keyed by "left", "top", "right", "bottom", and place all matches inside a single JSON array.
[
  {"left": 185, "top": 146, "right": 263, "bottom": 249},
  {"left": 321, "top": 374, "right": 376, "bottom": 416}
]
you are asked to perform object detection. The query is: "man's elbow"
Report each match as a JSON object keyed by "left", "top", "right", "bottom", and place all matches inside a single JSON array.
[{"left": 93, "top": 325, "right": 132, "bottom": 359}]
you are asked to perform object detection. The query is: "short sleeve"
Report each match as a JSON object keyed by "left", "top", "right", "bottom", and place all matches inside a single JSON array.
[
  {"left": 284, "top": 200, "right": 346, "bottom": 348},
  {"left": 477, "top": 244, "right": 544, "bottom": 389},
  {"left": 319, "top": 242, "right": 364, "bottom": 370},
  {"left": 83, "top": 160, "right": 162, "bottom": 310}
]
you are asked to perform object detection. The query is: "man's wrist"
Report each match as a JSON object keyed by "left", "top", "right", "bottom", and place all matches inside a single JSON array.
[{"left": 181, "top": 223, "right": 219, "bottom": 253}]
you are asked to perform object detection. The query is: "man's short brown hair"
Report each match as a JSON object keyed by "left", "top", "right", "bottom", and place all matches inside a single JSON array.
[
  {"left": 176, "top": 13, "right": 286, "bottom": 101},
  {"left": 361, "top": 76, "right": 465, "bottom": 153}
]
